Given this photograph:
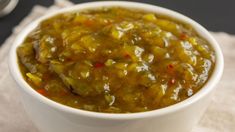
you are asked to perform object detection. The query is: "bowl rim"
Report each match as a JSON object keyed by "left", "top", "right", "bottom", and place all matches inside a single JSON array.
[{"left": 8, "top": 1, "right": 224, "bottom": 120}]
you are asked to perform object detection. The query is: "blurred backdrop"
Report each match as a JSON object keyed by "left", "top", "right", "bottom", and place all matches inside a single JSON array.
[{"left": 0, "top": 0, "right": 234, "bottom": 45}]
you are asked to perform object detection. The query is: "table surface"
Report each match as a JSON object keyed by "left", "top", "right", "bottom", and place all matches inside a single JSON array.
[{"left": 0, "top": 0, "right": 234, "bottom": 45}]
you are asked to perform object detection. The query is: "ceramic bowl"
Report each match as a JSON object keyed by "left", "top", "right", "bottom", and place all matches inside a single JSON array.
[{"left": 9, "top": 1, "right": 224, "bottom": 132}]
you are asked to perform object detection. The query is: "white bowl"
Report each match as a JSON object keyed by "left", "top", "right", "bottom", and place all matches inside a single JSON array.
[{"left": 8, "top": 1, "right": 224, "bottom": 132}]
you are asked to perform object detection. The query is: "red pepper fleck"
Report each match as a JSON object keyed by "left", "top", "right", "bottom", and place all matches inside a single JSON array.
[
  {"left": 36, "top": 89, "right": 47, "bottom": 96},
  {"left": 94, "top": 62, "right": 104, "bottom": 68},
  {"left": 180, "top": 33, "right": 188, "bottom": 40},
  {"left": 167, "top": 64, "right": 175, "bottom": 74},
  {"left": 124, "top": 53, "right": 131, "bottom": 59},
  {"left": 167, "top": 64, "right": 174, "bottom": 69}
]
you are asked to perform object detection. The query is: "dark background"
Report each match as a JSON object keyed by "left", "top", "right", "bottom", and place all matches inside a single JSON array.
[{"left": 0, "top": 0, "right": 234, "bottom": 45}]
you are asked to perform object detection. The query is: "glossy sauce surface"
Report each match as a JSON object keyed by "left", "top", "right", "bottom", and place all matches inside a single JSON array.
[{"left": 17, "top": 7, "right": 215, "bottom": 113}]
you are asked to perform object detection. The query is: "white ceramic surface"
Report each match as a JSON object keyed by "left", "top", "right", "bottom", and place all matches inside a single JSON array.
[{"left": 8, "top": 1, "right": 224, "bottom": 132}]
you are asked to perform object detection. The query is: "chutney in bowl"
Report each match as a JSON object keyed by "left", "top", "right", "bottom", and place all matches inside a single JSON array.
[
  {"left": 9, "top": 2, "right": 223, "bottom": 132},
  {"left": 17, "top": 7, "right": 215, "bottom": 113}
]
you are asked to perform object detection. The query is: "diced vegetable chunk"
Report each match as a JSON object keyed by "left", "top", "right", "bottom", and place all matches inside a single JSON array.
[{"left": 26, "top": 73, "right": 42, "bottom": 86}]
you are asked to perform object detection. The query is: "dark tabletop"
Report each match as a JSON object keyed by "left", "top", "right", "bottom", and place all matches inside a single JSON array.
[{"left": 0, "top": 0, "right": 234, "bottom": 45}]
